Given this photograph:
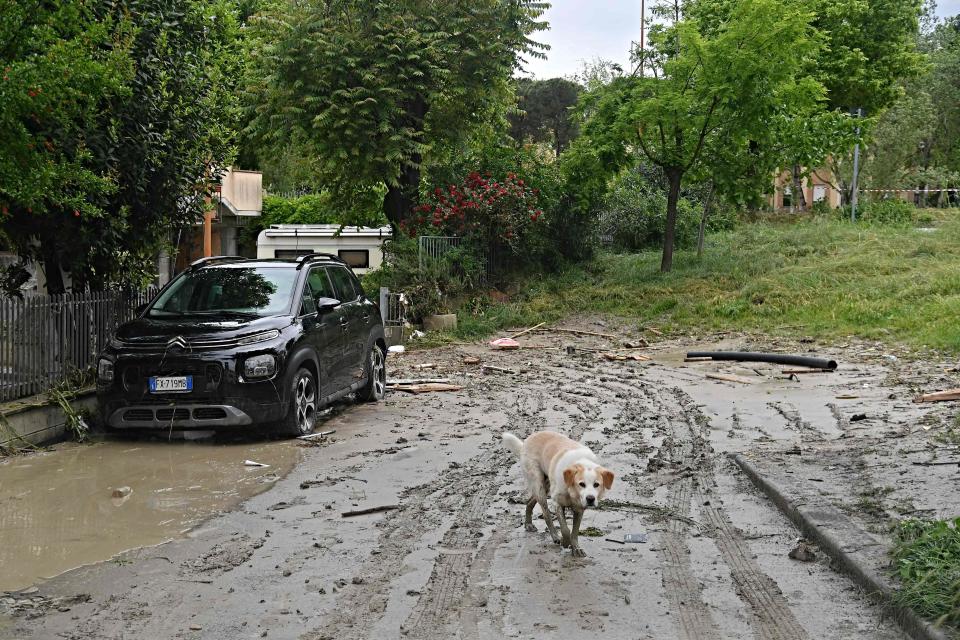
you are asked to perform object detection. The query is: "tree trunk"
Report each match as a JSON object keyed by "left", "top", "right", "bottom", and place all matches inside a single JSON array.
[
  {"left": 383, "top": 95, "right": 428, "bottom": 226},
  {"left": 40, "top": 242, "right": 66, "bottom": 295},
  {"left": 661, "top": 169, "right": 682, "bottom": 273},
  {"left": 791, "top": 165, "right": 807, "bottom": 212},
  {"left": 697, "top": 183, "right": 714, "bottom": 259}
]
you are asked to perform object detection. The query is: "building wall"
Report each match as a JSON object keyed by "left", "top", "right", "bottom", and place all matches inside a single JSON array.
[{"left": 770, "top": 168, "right": 842, "bottom": 210}]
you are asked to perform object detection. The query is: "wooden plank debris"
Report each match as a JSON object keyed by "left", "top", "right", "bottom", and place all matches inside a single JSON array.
[
  {"left": 481, "top": 364, "right": 517, "bottom": 374},
  {"left": 601, "top": 352, "right": 651, "bottom": 362},
  {"left": 388, "top": 383, "right": 463, "bottom": 394},
  {"left": 913, "top": 388, "right": 960, "bottom": 403}
]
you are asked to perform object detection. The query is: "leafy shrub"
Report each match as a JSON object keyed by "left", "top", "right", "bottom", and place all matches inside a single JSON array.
[
  {"left": 424, "top": 143, "right": 594, "bottom": 268},
  {"left": 810, "top": 199, "right": 834, "bottom": 217},
  {"left": 837, "top": 199, "right": 915, "bottom": 226},
  {"left": 892, "top": 517, "right": 960, "bottom": 629},
  {"left": 599, "top": 165, "right": 729, "bottom": 252},
  {"left": 361, "top": 236, "right": 486, "bottom": 320},
  {"left": 404, "top": 171, "right": 544, "bottom": 256}
]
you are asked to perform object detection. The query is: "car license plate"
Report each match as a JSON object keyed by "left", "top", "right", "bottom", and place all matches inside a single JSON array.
[{"left": 149, "top": 376, "right": 193, "bottom": 393}]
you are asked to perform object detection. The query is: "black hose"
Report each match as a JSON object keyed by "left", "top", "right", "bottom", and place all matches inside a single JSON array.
[{"left": 686, "top": 351, "right": 837, "bottom": 370}]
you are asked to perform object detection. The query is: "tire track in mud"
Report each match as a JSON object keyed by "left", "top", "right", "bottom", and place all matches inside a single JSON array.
[
  {"left": 303, "top": 393, "right": 532, "bottom": 640},
  {"left": 649, "top": 385, "right": 723, "bottom": 640},
  {"left": 547, "top": 355, "right": 813, "bottom": 639},
  {"left": 672, "top": 389, "right": 809, "bottom": 640},
  {"left": 400, "top": 393, "right": 552, "bottom": 639},
  {"left": 400, "top": 465, "right": 504, "bottom": 638}
]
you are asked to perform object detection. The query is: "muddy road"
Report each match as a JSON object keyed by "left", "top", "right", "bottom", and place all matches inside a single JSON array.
[{"left": 4, "top": 319, "right": 946, "bottom": 639}]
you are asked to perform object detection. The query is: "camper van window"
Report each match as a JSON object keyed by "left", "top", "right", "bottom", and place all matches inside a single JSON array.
[
  {"left": 337, "top": 249, "right": 369, "bottom": 269},
  {"left": 275, "top": 249, "right": 311, "bottom": 260}
]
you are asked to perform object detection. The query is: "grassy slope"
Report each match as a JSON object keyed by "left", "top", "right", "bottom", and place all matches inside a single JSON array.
[{"left": 453, "top": 214, "right": 960, "bottom": 352}]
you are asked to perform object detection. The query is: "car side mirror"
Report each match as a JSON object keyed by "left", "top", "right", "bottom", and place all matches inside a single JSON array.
[{"left": 315, "top": 296, "right": 341, "bottom": 313}]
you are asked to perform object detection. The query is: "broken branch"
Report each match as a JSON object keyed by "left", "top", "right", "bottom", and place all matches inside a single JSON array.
[
  {"left": 509, "top": 322, "right": 546, "bottom": 339},
  {"left": 538, "top": 327, "right": 616, "bottom": 339},
  {"left": 706, "top": 372, "right": 758, "bottom": 385},
  {"left": 341, "top": 504, "right": 399, "bottom": 517}
]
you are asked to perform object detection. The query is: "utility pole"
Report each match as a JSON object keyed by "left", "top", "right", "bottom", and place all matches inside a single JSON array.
[
  {"left": 640, "top": 0, "right": 645, "bottom": 75},
  {"left": 850, "top": 107, "right": 862, "bottom": 222}
]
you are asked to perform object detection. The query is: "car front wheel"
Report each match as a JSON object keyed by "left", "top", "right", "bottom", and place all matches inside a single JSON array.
[
  {"left": 357, "top": 343, "right": 386, "bottom": 403},
  {"left": 279, "top": 367, "right": 318, "bottom": 436}
]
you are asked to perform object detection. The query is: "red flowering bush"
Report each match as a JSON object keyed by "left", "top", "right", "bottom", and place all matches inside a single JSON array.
[{"left": 400, "top": 171, "right": 544, "bottom": 254}]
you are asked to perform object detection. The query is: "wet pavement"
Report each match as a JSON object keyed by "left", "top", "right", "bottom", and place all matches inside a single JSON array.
[
  {"left": 2, "top": 320, "right": 956, "bottom": 639},
  {"left": 0, "top": 437, "right": 299, "bottom": 592}
]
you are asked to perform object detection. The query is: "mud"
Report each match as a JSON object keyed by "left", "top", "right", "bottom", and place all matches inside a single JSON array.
[
  {"left": 0, "top": 437, "right": 299, "bottom": 592},
  {"left": 4, "top": 318, "right": 952, "bottom": 639}
]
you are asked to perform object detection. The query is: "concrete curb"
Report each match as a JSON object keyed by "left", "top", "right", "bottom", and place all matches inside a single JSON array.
[
  {"left": 0, "top": 390, "right": 97, "bottom": 451},
  {"left": 732, "top": 453, "right": 955, "bottom": 640}
]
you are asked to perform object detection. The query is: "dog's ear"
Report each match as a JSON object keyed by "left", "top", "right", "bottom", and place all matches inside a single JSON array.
[
  {"left": 599, "top": 467, "right": 614, "bottom": 490},
  {"left": 563, "top": 465, "right": 581, "bottom": 487}
]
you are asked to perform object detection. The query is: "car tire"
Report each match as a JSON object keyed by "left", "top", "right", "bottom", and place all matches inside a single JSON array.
[
  {"left": 279, "top": 367, "right": 318, "bottom": 436},
  {"left": 357, "top": 343, "right": 386, "bottom": 403}
]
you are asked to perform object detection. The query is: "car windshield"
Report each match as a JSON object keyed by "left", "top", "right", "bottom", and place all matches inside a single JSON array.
[{"left": 148, "top": 266, "right": 298, "bottom": 318}]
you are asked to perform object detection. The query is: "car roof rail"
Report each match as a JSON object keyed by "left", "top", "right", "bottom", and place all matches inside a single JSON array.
[
  {"left": 295, "top": 253, "right": 346, "bottom": 270},
  {"left": 188, "top": 256, "right": 249, "bottom": 270}
]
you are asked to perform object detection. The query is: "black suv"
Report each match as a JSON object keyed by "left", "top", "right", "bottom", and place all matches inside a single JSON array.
[{"left": 96, "top": 254, "right": 387, "bottom": 436}]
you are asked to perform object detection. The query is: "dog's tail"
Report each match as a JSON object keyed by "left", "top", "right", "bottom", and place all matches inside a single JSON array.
[{"left": 501, "top": 432, "right": 523, "bottom": 459}]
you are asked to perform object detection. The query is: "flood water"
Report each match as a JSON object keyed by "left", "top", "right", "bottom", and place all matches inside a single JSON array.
[{"left": 0, "top": 437, "right": 300, "bottom": 592}]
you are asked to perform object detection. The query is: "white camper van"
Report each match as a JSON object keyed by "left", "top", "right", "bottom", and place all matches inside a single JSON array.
[{"left": 256, "top": 224, "right": 392, "bottom": 274}]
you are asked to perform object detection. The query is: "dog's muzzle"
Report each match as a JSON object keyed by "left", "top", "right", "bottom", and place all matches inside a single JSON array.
[{"left": 585, "top": 496, "right": 596, "bottom": 506}]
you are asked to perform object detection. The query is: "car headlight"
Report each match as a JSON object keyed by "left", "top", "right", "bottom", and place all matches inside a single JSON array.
[
  {"left": 237, "top": 330, "right": 281, "bottom": 346},
  {"left": 98, "top": 358, "right": 114, "bottom": 383},
  {"left": 243, "top": 354, "right": 276, "bottom": 379}
]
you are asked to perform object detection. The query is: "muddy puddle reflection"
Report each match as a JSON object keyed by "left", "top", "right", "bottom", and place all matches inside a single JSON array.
[{"left": 0, "top": 437, "right": 300, "bottom": 591}]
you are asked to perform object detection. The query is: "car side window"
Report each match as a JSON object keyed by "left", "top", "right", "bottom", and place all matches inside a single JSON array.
[
  {"left": 327, "top": 266, "right": 359, "bottom": 302},
  {"left": 299, "top": 280, "right": 316, "bottom": 316},
  {"left": 308, "top": 267, "right": 337, "bottom": 300}
]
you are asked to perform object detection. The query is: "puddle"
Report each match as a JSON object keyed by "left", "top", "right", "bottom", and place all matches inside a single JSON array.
[{"left": 0, "top": 437, "right": 300, "bottom": 592}]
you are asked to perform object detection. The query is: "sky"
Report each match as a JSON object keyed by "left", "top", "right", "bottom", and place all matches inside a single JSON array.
[{"left": 523, "top": 0, "right": 960, "bottom": 80}]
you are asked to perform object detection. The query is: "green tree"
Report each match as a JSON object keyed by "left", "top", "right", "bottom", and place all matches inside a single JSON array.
[
  {"left": 509, "top": 77, "right": 582, "bottom": 156},
  {"left": 812, "top": 0, "right": 925, "bottom": 204},
  {"left": 577, "top": 0, "right": 824, "bottom": 272},
  {"left": 244, "top": 0, "right": 548, "bottom": 226},
  {"left": 0, "top": 0, "right": 243, "bottom": 294},
  {"left": 0, "top": 1, "right": 131, "bottom": 292}
]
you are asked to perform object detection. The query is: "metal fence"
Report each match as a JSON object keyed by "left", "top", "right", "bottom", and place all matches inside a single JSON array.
[
  {"left": 0, "top": 289, "right": 157, "bottom": 402},
  {"left": 378, "top": 287, "right": 405, "bottom": 327},
  {"left": 417, "top": 235, "right": 497, "bottom": 282},
  {"left": 417, "top": 235, "right": 462, "bottom": 271}
]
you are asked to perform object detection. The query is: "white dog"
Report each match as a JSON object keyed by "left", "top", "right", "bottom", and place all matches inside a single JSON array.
[{"left": 502, "top": 430, "right": 614, "bottom": 557}]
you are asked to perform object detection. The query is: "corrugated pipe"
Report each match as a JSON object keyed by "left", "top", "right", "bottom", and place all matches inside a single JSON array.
[{"left": 686, "top": 351, "right": 838, "bottom": 370}]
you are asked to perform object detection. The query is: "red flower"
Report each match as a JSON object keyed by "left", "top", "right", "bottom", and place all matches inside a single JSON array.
[{"left": 73, "top": 210, "right": 80, "bottom": 217}]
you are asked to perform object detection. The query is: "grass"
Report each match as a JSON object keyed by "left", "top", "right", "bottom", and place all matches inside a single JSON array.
[
  {"left": 433, "top": 212, "right": 960, "bottom": 352},
  {"left": 892, "top": 517, "right": 960, "bottom": 631}
]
